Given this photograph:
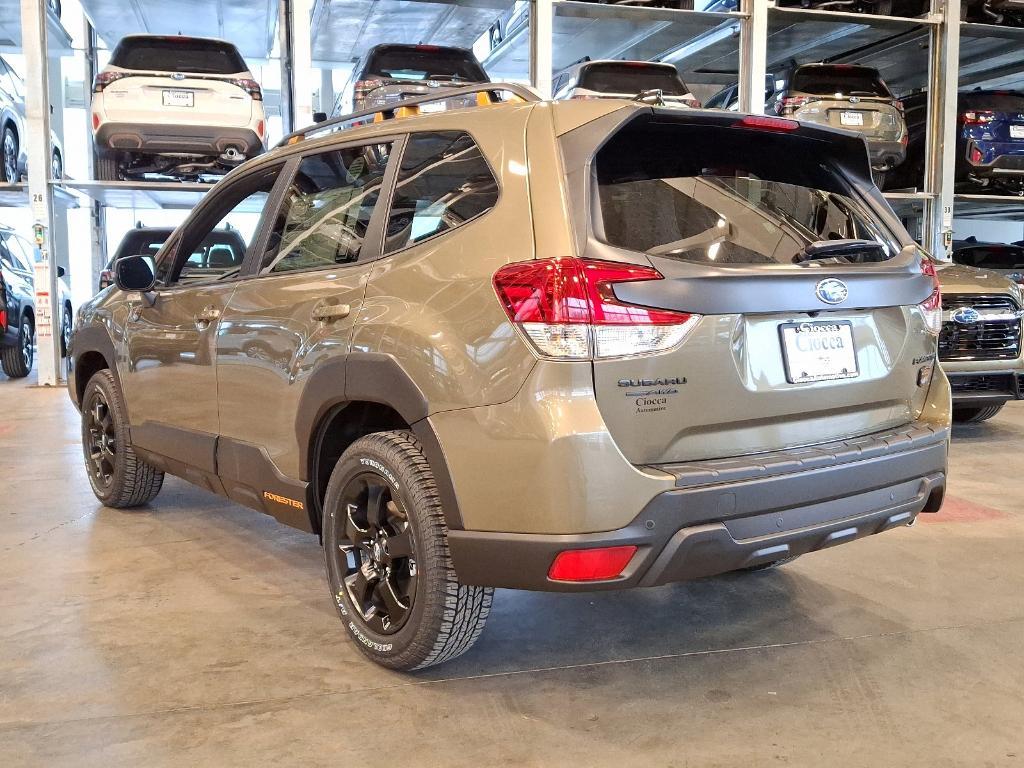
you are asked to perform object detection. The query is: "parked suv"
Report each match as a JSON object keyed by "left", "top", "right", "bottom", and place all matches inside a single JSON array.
[
  {"left": 91, "top": 35, "right": 266, "bottom": 180},
  {"left": 337, "top": 44, "right": 490, "bottom": 116},
  {"left": 69, "top": 89, "right": 951, "bottom": 670},
  {"left": 99, "top": 225, "right": 248, "bottom": 291},
  {"left": 553, "top": 60, "right": 699, "bottom": 107},
  {"left": 935, "top": 261, "right": 1024, "bottom": 422},
  {"left": 885, "top": 90, "right": 1024, "bottom": 193},
  {"left": 770, "top": 64, "right": 907, "bottom": 183},
  {"left": 1, "top": 55, "right": 64, "bottom": 183}
]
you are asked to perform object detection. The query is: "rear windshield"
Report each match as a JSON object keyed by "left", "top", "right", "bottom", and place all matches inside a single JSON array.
[
  {"left": 579, "top": 63, "right": 687, "bottom": 96},
  {"left": 110, "top": 38, "right": 248, "bottom": 75},
  {"left": 364, "top": 47, "right": 487, "bottom": 83},
  {"left": 113, "top": 230, "right": 243, "bottom": 264},
  {"left": 962, "top": 93, "right": 1024, "bottom": 113},
  {"left": 595, "top": 119, "right": 900, "bottom": 266},
  {"left": 953, "top": 245, "right": 1024, "bottom": 270},
  {"left": 791, "top": 66, "right": 890, "bottom": 97}
]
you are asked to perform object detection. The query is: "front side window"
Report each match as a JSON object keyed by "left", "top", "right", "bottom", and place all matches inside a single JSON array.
[
  {"left": 262, "top": 143, "right": 391, "bottom": 274},
  {"left": 594, "top": 119, "right": 900, "bottom": 266},
  {"left": 384, "top": 132, "right": 498, "bottom": 254}
]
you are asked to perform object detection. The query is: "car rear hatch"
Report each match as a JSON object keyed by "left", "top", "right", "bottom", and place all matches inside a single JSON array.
[
  {"left": 962, "top": 93, "right": 1024, "bottom": 147},
  {"left": 356, "top": 45, "right": 489, "bottom": 111},
  {"left": 576, "top": 62, "right": 697, "bottom": 106},
  {"left": 557, "top": 108, "right": 939, "bottom": 465},
  {"left": 784, "top": 65, "right": 903, "bottom": 142}
]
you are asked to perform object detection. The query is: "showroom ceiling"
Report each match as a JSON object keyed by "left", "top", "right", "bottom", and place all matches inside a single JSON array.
[{"left": 78, "top": 0, "right": 279, "bottom": 59}]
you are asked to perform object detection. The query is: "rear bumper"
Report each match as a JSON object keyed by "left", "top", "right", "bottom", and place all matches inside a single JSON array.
[
  {"left": 964, "top": 141, "right": 1024, "bottom": 177},
  {"left": 867, "top": 139, "right": 907, "bottom": 170},
  {"left": 94, "top": 122, "right": 263, "bottom": 156},
  {"left": 449, "top": 421, "right": 949, "bottom": 591}
]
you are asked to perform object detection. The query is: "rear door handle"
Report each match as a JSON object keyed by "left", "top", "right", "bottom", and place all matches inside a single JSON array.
[
  {"left": 312, "top": 302, "right": 351, "bottom": 322},
  {"left": 195, "top": 306, "right": 221, "bottom": 327}
]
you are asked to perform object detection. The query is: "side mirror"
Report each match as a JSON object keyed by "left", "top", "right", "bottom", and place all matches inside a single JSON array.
[
  {"left": 114, "top": 254, "right": 156, "bottom": 293},
  {"left": 57, "top": 265, "right": 65, "bottom": 278},
  {"left": 313, "top": 111, "right": 328, "bottom": 123}
]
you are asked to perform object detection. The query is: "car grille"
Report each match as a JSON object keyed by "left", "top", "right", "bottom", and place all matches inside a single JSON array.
[
  {"left": 939, "top": 294, "right": 1022, "bottom": 361},
  {"left": 949, "top": 374, "right": 1018, "bottom": 396}
]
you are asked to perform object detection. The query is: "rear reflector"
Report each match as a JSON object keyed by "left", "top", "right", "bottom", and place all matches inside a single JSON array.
[
  {"left": 734, "top": 115, "right": 799, "bottom": 132},
  {"left": 548, "top": 546, "right": 638, "bottom": 582}
]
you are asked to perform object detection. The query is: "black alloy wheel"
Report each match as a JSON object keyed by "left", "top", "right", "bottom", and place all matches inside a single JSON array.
[
  {"left": 84, "top": 388, "right": 117, "bottom": 489},
  {"left": 334, "top": 473, "right": 417, "bottom": 634},
  {"left": 2, "top": 127, "right": 18, "bottom": 183},
  {"left": 20, "top": 318, "right": 32, "bottom": 371}
]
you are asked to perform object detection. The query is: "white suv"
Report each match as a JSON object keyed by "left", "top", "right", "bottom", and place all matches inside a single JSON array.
[{"left": 91, "top": 35, "right": 266, "bottom": 180}]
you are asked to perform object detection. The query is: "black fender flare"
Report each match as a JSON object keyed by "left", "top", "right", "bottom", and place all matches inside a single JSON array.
[
  {"left": 69, "top": 323, "right": 120, "bottom": 407},
  {"left": 295, "top": 352, "right": 464, "bottom": 530}
]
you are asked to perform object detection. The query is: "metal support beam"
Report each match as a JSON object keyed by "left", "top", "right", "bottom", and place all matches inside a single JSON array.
[
  {"left": 85, "top": 19, "right": 107, "bottom": 289},
  {"left": 20, "top": 0, "right": 60, "bottom": 385},
  {"left": 923, "top": 0, "right": 960, "bottom": 260},
  {"left": 739, "top": 0, "right": 768, "bottom": 115},
  {"left": 278, "top": 0, "right": 295, "bottom": 133},
  {"left": 279, "top": 0, "right": 315, "bottom": 132},
  {"left": 530, "top": 0, "right": 554, "bottom": 99}
]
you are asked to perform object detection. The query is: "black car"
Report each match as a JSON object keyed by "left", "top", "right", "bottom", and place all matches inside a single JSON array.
[
  {"left": 885, "top": 89, "right": 1024, "bottom": 193},
  {"left": 952, "top": 238, "right": 1024, "bottom": 285},
  {"left": 100, "top": 225, "right": 248, "bottom": 291}
]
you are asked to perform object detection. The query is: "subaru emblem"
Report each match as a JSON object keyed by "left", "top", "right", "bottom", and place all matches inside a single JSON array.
[
  {"left": 849, "top": 96, "right": 860, "bottom": 103},
  {"left": 815, "top": 278, "right": 848, "bottom": 305},
  {"left": 172, "top": 72, "right": 186, "bottom": 81},
  {"left": 951, "top": 307, "right": 981, "bottom": 325}
]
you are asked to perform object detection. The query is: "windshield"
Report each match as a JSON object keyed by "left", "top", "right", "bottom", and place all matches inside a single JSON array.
[
  {"left": 364, "top": 47, "right": 487, "bottom": 82},
  {"left": 595, "top": 120, "right": 900, "bottom": 266},
  {"left": 111, "top": 38, "right": 248, "bottom": 75},
  {"left": 953, "top": 245, "right": 1024, "bottom": 270},
  {"left": 580, "top": 64, "right": 688, "bottom": 96},
  {"left": 791, "top": 66, "right": 890, "bottom": 97}
]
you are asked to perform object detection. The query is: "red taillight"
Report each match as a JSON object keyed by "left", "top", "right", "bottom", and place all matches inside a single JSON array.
[
  {"left": 901, "top": 133, "right": 909, "bottom": 147},
  {"left": 0, "top": 271, "right": 7, "bottom": 331},
  {"left": 962, "top": 110, "right": 996, "bottom": 125},
  {"left": 970, "top": 145, "right": 984, "bottom": 164},
  {"left": 493, "top": 258, "right": 699, "bottom": 359},
  {"left": 548, "top": 546, "right": 638, "bottom": 582},
  {"left": 775, "top": 95, "right": 816, "bottom": 116},
  {"left": 93, "top": 71, "right": 128, "bottom": 93},
  {"left": 92, "top": 112, "right": 101, "bottom": 130},
  {"left": 735, "top": 115, "right": 800, "bottom": 132},
  {"left": 414, "top": 45, "right": 441, "bottom": 51},
  {"left": 230, "top": 78, "right": 263, "bottom": 101},
  {"left": 919, "top": 259, "right": 942, "bottom": 336},
  {"left": 893, "top": 99, "right": 904, "bottom": 113},
  {"left": 256, "top": 119, "right": 265, "bottom": 138}
]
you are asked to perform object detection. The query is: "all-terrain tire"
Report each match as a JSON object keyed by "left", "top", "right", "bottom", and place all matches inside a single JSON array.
[
  {"left": 1, "top": 315, "right": 33, "bottom": 378},
  {"left": 94, "top": 150, "right": 120, "bottom": 181},
  {"left": 952, "top": 404, "right": 1004, "bottom": 423},
  {"left": 323, "top": 430, "right": 492, "bottom": 670},
  {"left": 81, "top": 369, "right": 164, "bottom": 507}
]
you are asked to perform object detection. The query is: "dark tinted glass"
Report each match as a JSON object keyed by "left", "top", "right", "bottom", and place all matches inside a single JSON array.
[
  {"left": 953, "top": 246, "right": 1024, "bottom": 270},
  {"left": 384, "top": 132, "right": 498, "bottom": 254},
  {"left": 111, "top": 38, "right": 248, "bottom": 74},
  {"left": 791, "top": 66, "right": 890, "bottom": 97},
  {"left": 580, "top": 63, "right": 687, "bottom": 95},
  {"left": 364, "top": 47, "right": 487, "bottom": 82},
  {"left": 264, "top": 144, "right": 391, "bottom": 273},
  {"left": 595, "top": 120, "right": 899, "bottom": 265},
  {"left": 961, "top": 93, "right": 1024, "bottom": 113}
]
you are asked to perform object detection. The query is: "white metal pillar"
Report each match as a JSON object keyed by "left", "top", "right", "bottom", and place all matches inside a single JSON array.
[
  {"left": 923, "top": 0, "right": 960, "bottom": 260},
  {"left": 320, "top": 67, "right": 334, "bottom": 115},
  {"left": 530, "top": 0, "right": 554, "bottom": 99},
  {"left": 738, "top": 0, "right": 769, "bottom": 115},
  {"left": 279, "top": 0, "right": 314, "bottom": 132},
  {"left": 84, "top": 19, "right": 107, "bottom": 289},
  {"left": 20, "top": 0, "right": 61, "bottom": 385}
]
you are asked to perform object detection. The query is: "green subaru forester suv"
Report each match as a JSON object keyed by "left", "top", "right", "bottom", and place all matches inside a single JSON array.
[{"left": 69, "top": 86, "right": 951, "bottom": 670}]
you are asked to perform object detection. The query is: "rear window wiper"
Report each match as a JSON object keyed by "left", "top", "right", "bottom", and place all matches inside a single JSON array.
[{"left": 793, "top": 239, "right": 887, "bottom": 265}]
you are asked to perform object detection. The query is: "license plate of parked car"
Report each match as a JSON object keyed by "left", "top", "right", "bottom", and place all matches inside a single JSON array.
[
  {"left": 1011, "top": 125, "right": 1024, "bottom": 139},
  {"left": 840, "top": 111, "right": 864, "bottom": 127},
  {"left": 162, "top": 89, "right": 194, "bottom": 107},
  {"left": 779, "top": 321, "right": 859, "bottom": 384}
]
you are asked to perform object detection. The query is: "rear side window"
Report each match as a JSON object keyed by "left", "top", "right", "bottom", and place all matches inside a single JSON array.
[
  {"left": 594, "top": 119, "right": 900, "bottom": 266},
  {"left": 580, "top": 63, "right": 687, "bottom": 96},
  {"left": 364, "top": 47, "right": 487, "bottom": 82},
  {"left": 954, "top": 246, "right": 1024, "bottom": 270},
  {"left": 383, "top": 132, "right": 498, "bottom": 254},
  {"left": 791, "top": 66, "right": 890, "bottom": 97},
  {"left": 110, "top": 37, "right": 248, "bottom": 75},
  {"left": 263, "top": 143, "right": 392, "bottom": 273},
  {"left": 962, "top": 94, "right": 1024, "bottom": 113}
]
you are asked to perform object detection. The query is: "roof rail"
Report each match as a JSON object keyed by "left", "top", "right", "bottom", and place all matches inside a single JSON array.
[{"left": 276, "top": 82, "right": 541, "bottom": 148}]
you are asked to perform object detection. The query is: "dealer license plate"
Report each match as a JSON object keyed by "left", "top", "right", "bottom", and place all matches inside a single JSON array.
[
  {"left": 779, "top": 321, "right": 859, "bottom": 384},
  {"left": 840, "top": 111, "right": 864, "bottom": 127},
  {"left": 162, "top": 89, "right": 194, "bottom": 107},
  {"left": 1010, "top": 125, "right": 1024, "bottom": 139}
]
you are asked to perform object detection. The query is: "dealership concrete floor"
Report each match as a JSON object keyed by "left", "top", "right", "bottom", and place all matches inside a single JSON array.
[{"left": 1, "top": 379, "right": 1022, "bottom": 767}]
